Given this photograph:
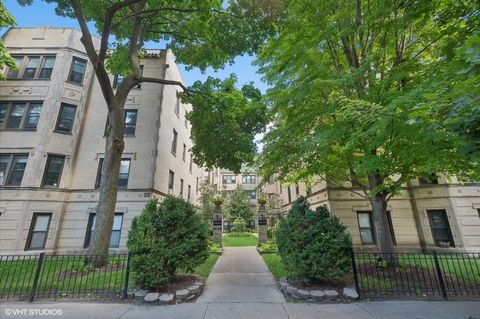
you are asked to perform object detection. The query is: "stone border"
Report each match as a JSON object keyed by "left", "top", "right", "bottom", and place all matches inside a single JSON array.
[
  {"left": 278, "top": 278, "right": 359, "bottom": 303},
  {"left": 128, "top": 281, "right": 205, "bottom": 305}
]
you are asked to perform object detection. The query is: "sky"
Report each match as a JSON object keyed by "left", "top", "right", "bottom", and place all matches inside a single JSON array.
[{"left": 2, "top": 0, "right": 269, "bottom": 93}]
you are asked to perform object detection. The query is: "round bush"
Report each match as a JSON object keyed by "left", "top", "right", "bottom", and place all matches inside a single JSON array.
[
  {"left": 231, "top": 217, "right": 246, "bottom": 233},
  {"left": 127, "top": 197, "right": 208, "bottom": 289},
  {"left": 276, "top": 197, "right": 352, "bottom": 284}
]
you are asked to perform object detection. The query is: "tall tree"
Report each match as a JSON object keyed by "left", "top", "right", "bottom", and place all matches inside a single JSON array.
[
  {"left": 0, "top": 1, "right": 16, "bottom": 80},
  {"left": 19, "top": 0, "right": 271, "bottom": 266},
  {"left": 183, "top": 75, "right": 268, "bottom": 173},
  {"left": 225, "top": 186, "right": 254, "bottom": 222},
  {"left": 198, "top": 181, "right": 216, "bottom": 224},
  {"left": 257, "top": 0, "right": 479, "bottom": 258}
]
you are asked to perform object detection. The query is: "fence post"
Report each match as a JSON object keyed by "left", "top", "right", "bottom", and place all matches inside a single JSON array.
[
  {"left": 351, "top": 250, "right": 361, "bottom": 298},
  {"left": 29, "top": 253, "right": 44, "bottom": 302},
  {"left": 432, "top": 251, "right": 447, "bottom": 300},
  {"left": 123, "top": 253, "right": 132, "bottom": 299}
]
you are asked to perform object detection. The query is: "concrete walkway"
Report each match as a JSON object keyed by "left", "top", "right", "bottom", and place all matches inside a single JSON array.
[
  {"left": 196, "top": 246, "right": 285, "bottom": 303},
  {"left": 1, "top": 247, "right": 479, "bottom": 318}
]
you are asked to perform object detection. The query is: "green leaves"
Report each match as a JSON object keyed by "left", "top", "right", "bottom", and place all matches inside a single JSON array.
[
  {"left": 184, "top": 75, "right": 268, "bottom": 173},
  {"left": 258, "top": 0, "right": 480, "bottom": 195},
  {"left": 224, "top": 186, "right": 255, "bottom": 222},
  {"left": 0, "top": 1, "right": 16, "bottom": 81}
]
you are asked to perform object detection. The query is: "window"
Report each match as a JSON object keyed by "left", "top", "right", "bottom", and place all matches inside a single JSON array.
[
  {"left": 188, "top": 185, "right": 191, "bottom": 200},
  {"left": 287, "top": 186, "right": 291, "bottom": 203},
  {"left": 105, "top": 109, "right": 138, "bottom": 136},
  {"left": 95, "top": 158, "right": 130, "bottom": 189},
  {"left": 196, "top": 177, "right": 199, "bottom": 194},
  {"left": 42, "top": 155, "right": 66, "bottom": 187},
  {"left": 55, "top": 103, "right": 76, "bottom": 133},
  {"left": 223, "top": 175, "right": 236, "bottom": 184},
  {"left": 0, "top": 154, "right": 28, "bottom": 186},
  {"left": 124, "top": 110, "right": 137, "bottom": 136},
  {"left": 25, "top": 213, "right": 52, "bottom": 250},
  {"left": 247, "top": 191, "right": 256, "bottom": 200},
  {"left": 6, "top": 56, "right": 23, "bottom": 79},
  {"left": 180, "top": 178, "right": 184, "bottom": 197},
  {"left": 0, "top": 102, "right": 43, "bottom": 130},
  {"left": 113, "top": 75, "right": 124, "bottom": 88},
  {"left": 182, "top": 144, "right": 186, "bottom": 161},
  {"left": 295, "top": 183, "right": 299, "bottom": 195},
  {"left": 6, "top": 55, "right": 55, "bottom": 80},
  {"left": 171, "top": 129, "right": 178, "bottom": 155},
  {"left": 386, "top": 211, "right": 397, "bottom": 246},
  {"left": 84, "top": 213, "right": 123, "bottom": 248},
  {"left": 39, "top": 56, "right": 55, "bottom": 79},
  {"left": 427, "top": 210, "right": 455, "bottom": 247},
  {"left": 22, "top": 56, "right": 40, "bottom": 79},
  {"left": 189, "top": 154, "right": 193, "bottom": 173},
  {"left": 357, "top": 211, "right": 376, "bottom": 245},
  {"left": 175, "top": 92, "right": 180, "bottom": 116},
  {"left": 68, "top": 57, "right": 87, "bottom": 84},
  {"left": 168, "top": 170, "right": 174, "bottom": 194},
  {"left": 242, "top": 175, "right": 256, "bottom": 184}
]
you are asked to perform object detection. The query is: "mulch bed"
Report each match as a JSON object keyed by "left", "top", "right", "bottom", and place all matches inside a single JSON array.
[
  {"left": 58, "top": 263, "right": 126, "bottom": 279},
  {"left": 149, "top": 274, "right": 199, "bottom": 294}
]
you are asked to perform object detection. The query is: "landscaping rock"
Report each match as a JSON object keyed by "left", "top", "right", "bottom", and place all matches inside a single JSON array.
[
  {"left": 296, "top": 289, "right": 310, "bottom": 299},
  {"left": 194, "top": 281, "right": 205, "bottom": 287},
  {"left": 310, "top": 290, "right": 325, "bottom": 301},
  {"left": 279, "top": 281, "right": 289, "bottom": 292},
  {"left": 134, "top": 289, "right": 148, "bottom": 300},
  {"left": 144, "top": 292, "right": 159, "bottom": 303},
  {"left": 286, "top": 285, "right": 297, "bottom": 296},
  {"left": 185, "top": 294, "right": 196, "bottom": 301},
  {"left": 158, "top": 293, "right": 174, "bottom": 305},
  {"left": 175, "top": 289, "right": 191, "bottom": 300},
  {"left": 279, "top": 277, "right": 288, "bottom": 283},
  {"left": 324, "top": 289, "right": 339, "bottom": 300},
  {"left": 127, "top": 289, "right": 136, "bottom": 299},
  {"left": 187, "top": 284, "right": 201, "bottom": 294},
  {"left": 342, "top": 287, "right": 359, "bottom": 300}
]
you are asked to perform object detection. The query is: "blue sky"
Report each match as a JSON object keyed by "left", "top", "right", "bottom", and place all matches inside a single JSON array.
[{"left": 3, "top": 0, "right": 268, "bottom": 92}]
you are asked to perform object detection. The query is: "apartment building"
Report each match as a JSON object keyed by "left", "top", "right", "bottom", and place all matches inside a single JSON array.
[
  {"left": 0, "top": 27, "right": 203, "bottom": 254},
  {"left": 276, "top": 176, "right": 480, "bottom": 253}
]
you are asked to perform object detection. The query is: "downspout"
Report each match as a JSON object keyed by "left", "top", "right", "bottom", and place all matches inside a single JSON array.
[{"left": 406, "top": 181, "right": 427, "bottom": 252}]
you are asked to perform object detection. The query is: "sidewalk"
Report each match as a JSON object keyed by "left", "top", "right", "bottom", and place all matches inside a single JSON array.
[{"left": 1, "top": 247, "right": 478, "bottom": 318}]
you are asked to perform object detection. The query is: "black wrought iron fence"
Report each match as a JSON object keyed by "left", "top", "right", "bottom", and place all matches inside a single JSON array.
[
  {"left": 351, "top": 251, "right": 480, "bottom": 299},
  {"left": 0, "top": 253, "right": 132, "bottom": 301}
]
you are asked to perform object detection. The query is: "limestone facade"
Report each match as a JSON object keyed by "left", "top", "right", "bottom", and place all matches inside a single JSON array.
[{"left": 0, "top": 27, "right": 203, "bottom": 254}]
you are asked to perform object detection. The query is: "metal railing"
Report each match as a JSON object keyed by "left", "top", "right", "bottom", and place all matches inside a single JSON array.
[
  {"left": 351, "top": 252, "right": 480, "bottom": 299},
  {"left": 0, "top": 253, "right": 131, "bottom": 301}
]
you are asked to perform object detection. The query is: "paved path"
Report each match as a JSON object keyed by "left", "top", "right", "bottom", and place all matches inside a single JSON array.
[
  {"left": 196, "top": 246, "right": 285, "bottom": 303},
  {"left": 1, "top": 247, "right": 479, "bottom": 318}
]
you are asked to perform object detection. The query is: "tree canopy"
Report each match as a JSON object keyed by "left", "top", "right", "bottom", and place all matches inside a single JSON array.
[
  {"left": 256, "top": 0, "right": 479, "bottom": 255},
  {"left": 0, "top": 1, "right": 16, "bottom": 80},
  {"left": 184, "top": 75, "right": 268, "bottom": 173},
  {"left": 225, "top": 186, "right": 255, "bottom": 222}
]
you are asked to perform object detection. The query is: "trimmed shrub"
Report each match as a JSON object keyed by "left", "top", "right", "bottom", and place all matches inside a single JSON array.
[
  {"left": 276, "top": 197, "right": 352, "bottom": 284},
  {"left": 231, "top": 217, "right": 246, "bottom": 233},
  {"left": 127, "top": 197, "right": 208, "bottom": 289}
]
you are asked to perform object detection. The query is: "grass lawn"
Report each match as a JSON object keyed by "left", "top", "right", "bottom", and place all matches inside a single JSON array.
[
  {"left": 261, "top": 253, "right": 288, "bottom": 280},
  {"left": 222, "top": 234, "right": 258, "bottom": 247},
  {"left": 193, "top": 253, "right": 219, "bottom": 279},
  {"left": 0, "top": 252, "right": 220, "bottom": 299},
  {"left": 356, "top": 254, "right": 480, "bottom": 283}
]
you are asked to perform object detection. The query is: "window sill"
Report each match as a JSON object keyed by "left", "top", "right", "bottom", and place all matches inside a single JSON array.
[
  {"left": 54, "top": 130, "right": 73, "bottom": 135},
  {"left": 0, "top": 128, "right": 37, "bottom": 132},
  {"left": 66, "top": 80, "right": 84, "bottom": 87},
  {"left": 41, "top": 185, "right": 60, "bottom": 189},
  {"left": 6, "top": 78, "right": 51, "bottom": 81}
]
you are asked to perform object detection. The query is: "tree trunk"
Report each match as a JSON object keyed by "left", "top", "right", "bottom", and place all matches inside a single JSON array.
[
  {"left": 86, "top": 101, "right": 125, "bottom": 267},
  {"left": 368, "top": 173, "right": 396, "bottom": 265}
]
